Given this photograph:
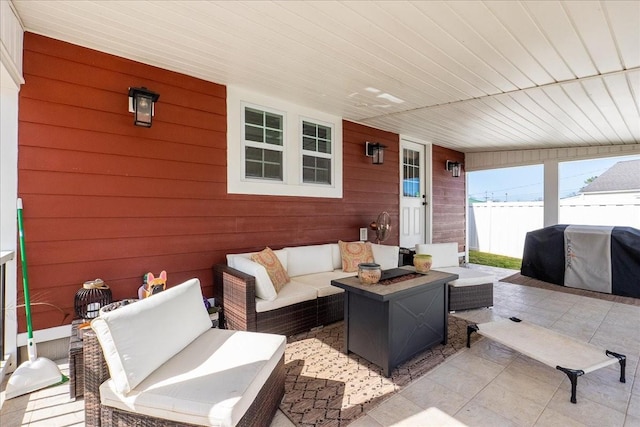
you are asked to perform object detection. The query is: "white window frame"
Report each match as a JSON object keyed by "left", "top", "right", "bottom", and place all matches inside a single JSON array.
[
  {"left": 300, "top": 116, "right": 334, "bottom": 187},
  {"left": 227, "top": 86, "right": 343, "bottom": 198},
  {"left": 241, "top": 102, "right": 287, "bottom": 182}
]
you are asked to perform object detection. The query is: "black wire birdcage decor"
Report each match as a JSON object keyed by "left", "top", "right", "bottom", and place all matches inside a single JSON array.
[{"left": 74, "top": 279, "right": 112, "bottom": 319}]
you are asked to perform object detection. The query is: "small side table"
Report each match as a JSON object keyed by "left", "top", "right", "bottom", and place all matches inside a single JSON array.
[{"left": 68, "top": 319, "right": 85, "bottom": 400}]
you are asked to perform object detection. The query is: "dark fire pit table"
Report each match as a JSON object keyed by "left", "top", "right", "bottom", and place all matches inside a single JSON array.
[{"left": 331, "top": 267, "right": 458, "bottom": 376}]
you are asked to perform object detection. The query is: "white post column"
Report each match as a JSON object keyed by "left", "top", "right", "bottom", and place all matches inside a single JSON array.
[{"left": 543, "top": 160, "right": 559, "bottom": 227}]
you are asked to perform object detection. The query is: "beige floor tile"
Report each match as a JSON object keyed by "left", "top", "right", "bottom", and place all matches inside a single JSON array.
[
  {"left": 624, "top": 413, "right": 640, "bottom": 427},
  {"left": 571, "top": 375, "right": 632, "bottom": 413},
  {"left": 546, "top": 387, "right": 626, "bottom": 427},
  {"left": 400, "top": 376, "right": 469, "bottom": 416},
  {"left": 366, "top": 394, "right": 427, "bottom": 426},
  {"left": 270, "top": 409, "right": 296, "bottom": 427},
  {"left": 491, "top": 367, "right": 559, "bottom": 406},
  {"left": 447, "top": 349, "right": 506, "bottom": 382},
  {"left": 472, "top": 381, "right": 546, "bottom": 426},
  {"left": 346, "top": 414, "right": 383, "bottom": 427},
  {"left": 424, "top": 363, "right": 492, "bottom": 399},
  {"left": 28, "top": 409, "right": 84, "bottom": 426},
  {"left": 627, "top": 391, "right": 640, "bottom": 418},
  {"left": 534, "top": 407, "right": 588, "bottom": 426},
  {"left": 454, "top": 401, "right": 519, "bottom": 427},
  {"left": 506, "top": 355, "right": 565, "bottom": 387}
]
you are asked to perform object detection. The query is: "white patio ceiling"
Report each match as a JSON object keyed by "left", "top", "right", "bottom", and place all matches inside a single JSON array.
[{"left": 10, "top": 0, "right": 640, "bottom": 153}]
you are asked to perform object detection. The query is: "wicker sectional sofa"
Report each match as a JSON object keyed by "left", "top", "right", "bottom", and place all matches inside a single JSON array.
[
  {"left": 84, "top": 278, "right": 286, "bottom": 427},
  {"left": 213, "top": 242, "right": 400, "bottom": 336}
]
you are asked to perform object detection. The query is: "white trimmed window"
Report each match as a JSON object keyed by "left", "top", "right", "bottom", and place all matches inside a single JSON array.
[
  {"left": 228, "top": 86, "right": 343, "bottom": 198},
  {"left": 301, "top": 119, "right": 333, "bottom": 185},
  {"left": 243, "top": 105, "right": 285, "bottom": 181}
]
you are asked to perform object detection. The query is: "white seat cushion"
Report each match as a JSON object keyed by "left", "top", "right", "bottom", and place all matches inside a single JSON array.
[
  {"left": 438, "top": 266, "right": 494, "bottom": 287},
  {"left": 99, "top": 328, "right": 286, "bottom": 427},
  {"left": 293, "top": 271, "right": 352, "bottom": 297},
  {"left": 284, "top": 244, "right": 334, "bottom": 277},
  {"left": 91, "top": 279, "right": 211, "bottom": 394},
  {"left": 415, "top": 243, "right": 459, "bottom": 268},
  {"left": 255, "top": 280, "right": 317, "bottom": 313}
]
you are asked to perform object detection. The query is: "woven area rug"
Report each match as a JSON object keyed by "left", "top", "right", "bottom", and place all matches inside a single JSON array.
[
  {"left": 502, "top": 272, "right": 640, "bottom": 306},
  {"left": 280, "top": 316, "right": 473, "bottom": 427}
]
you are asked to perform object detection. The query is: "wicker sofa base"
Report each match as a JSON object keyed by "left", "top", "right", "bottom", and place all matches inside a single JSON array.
[
  {"left": 214, "top": 264, "right": 345, "bottom": 336},
  {"left": 83, "top": 329, "right": 284, "bottom": 427},
  {"left": 448, "top": 282, "right": 493, "bottom": 312}
]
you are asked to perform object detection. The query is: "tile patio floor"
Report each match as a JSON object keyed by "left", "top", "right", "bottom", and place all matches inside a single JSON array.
[{"left": 1, "top": 267, "right": 638, "bottom": 426}]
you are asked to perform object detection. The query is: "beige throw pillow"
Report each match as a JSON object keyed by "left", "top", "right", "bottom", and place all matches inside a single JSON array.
[
  {"left": 338, "top": 240, "right": 374, "bottom": 273},
  {"left": 251, "top": 247, "right": 290, "bottom": 292}
]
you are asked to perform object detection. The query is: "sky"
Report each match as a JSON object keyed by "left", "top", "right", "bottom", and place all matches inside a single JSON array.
[{"left": 468, "top": 154, "right": 640, "bottom": 202}]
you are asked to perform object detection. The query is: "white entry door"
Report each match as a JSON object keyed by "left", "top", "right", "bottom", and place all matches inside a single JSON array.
[{"left": 399, "top": 139, "right": 429, "bottom": 248}]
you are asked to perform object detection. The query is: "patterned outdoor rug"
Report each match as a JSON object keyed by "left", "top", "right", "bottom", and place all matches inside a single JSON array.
[
  {"left": 502, "top": 272, "right": 640, "bottom": 306},
  {"left": 280, "top": 316, "right": 473, "bottom": 427}
]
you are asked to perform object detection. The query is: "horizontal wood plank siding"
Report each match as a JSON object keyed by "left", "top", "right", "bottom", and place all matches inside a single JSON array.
[
  {"left": 431, "top": 146, "right": 466, "bottom": 253},
  {"left": 17, "top": 34, "right": 400, "bottom": 332}
]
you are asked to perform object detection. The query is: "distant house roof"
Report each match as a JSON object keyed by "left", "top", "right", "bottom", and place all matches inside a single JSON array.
[{"left": 581, "top": 160, "right": 640, "bottom": 193}]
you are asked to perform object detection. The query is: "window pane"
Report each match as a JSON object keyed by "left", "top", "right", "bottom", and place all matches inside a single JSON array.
[
  {"left": 265, "top": 112, "right": 283, "bottom": 130},
  {"left": 303, "top": 122, "right": 316, "bottom": 137},
  {"left": 264, "top": 161, "right": 282, "bottom": 180},
  {"left": 317, "top": 140, "right": 331, "bottom": 154},
  {"left": 245, "top": 108, "right": 263, "bottom": 126},
  {"left": 265, "top": 129, "right": 283, "bottom": 146},
  {"left": 403, "top": 149, "right": 420, "bottom": 198},
  {"left": 245, "top": 160, "right": 262, "bottom": 178},
  {"left": 318, "top": 125, "right": 330, "bottom": 140},
  {"left": 245, "top": 125, "right": 263, "bottom": 143},
  {"left": 303, "top": 155, "right": 331, "bottom": 184},
  {"left": 303, "top": 137, "right": 316, "bottom": 151}
]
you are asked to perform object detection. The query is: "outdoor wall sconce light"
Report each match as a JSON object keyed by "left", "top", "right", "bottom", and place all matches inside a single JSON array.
[
  {"left": 446, "top": 160, "right": 462, "bottom": 177},
  {"left": 366, "top": 141, "right": 387, "bottom": 165},
  {"left": 128, "top": 87, "right": 160, "bottom": 127}
]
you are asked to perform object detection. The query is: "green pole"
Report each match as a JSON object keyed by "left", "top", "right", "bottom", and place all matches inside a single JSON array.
[{"left": 17, "top": 199, "right": 35, "bottom": 347}]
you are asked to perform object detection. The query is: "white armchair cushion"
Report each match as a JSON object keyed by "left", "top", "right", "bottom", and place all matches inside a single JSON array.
[
  {"left": 371, "top": 243, "right": 400, "bottom": 270},
  {"left": 91, "top": 278, "right": 211, "bottom": 395},
  {"left": 233, "top": 257, "right": 277, "bottom": 301},
  {"left": 415, "top": 243, "right": 459, "bottom": 268},
  {"left": 284, "top": 244, "right": 334, "bottom": 277},
  {"left": 227, "top": 249, "right": 288, "bottom": 271}
]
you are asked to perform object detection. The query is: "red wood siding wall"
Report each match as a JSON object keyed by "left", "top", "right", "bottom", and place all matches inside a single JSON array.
[
  {"left": 17, "top": 34, "right": 401, "bottom": 332},
  {"left": 431, "top": 146, "right": 466, "bottom": 252}
]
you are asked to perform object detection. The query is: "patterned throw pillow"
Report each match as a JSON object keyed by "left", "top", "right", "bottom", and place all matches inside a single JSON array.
[
  {"left": 251, "top": 247, "right": 290, "bottom": 292},
  {"left": 338, "top": 240, "right": 374, "bottom": 273}
]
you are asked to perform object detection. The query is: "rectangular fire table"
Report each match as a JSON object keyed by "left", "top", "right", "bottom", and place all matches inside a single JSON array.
[{"left": 331, "top": 268, "right": 458, "bottom": 376}]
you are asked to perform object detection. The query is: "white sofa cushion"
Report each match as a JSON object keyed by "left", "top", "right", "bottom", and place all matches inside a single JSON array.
[
  {"left": 233, "top": 257, "right": 277, "bottom": 301},
  {"left": 255, "top": 280, "right": 317, "bottom": 313},
  {"left": 227, "top": 249, "right": 288, "bottom": 272},
  {"left": 284, "top": 244, "right": 334, "bottom": 277},
  {"left": 415, "top": 243, "right": 459, "bottom": 268},
  {"left": 371, "top": 243, "right": 400, "bottom": 270},
  {"left": 439, "top": 267, "right": 494, "bottom": 287},
  {"left": 91, "top": 278, "right": 211, "bottom": 395},
  {"left": 293, "top": 271, "right": 353, "bottom": 297},
  {"left": 99, "top": 328, "right": 286, "bottom": 427}
]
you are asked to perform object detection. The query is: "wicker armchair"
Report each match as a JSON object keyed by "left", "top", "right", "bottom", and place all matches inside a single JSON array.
[{"left": 83, "top": 328, "right": 284, "bottom": 427}]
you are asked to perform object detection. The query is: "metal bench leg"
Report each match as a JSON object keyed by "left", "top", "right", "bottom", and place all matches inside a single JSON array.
[
  {"left": 556, "top": 366, "right": 584, "bottom": 404},
  {"left": 606, "top": 350, "right": 626, "bottom": 383},
  {"left": 466, "top": 324, "right": 478, "bottom": 348}
]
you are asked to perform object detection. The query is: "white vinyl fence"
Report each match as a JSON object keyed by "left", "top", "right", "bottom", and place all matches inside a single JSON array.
[{"left": 468, "top": 201, "right": 640, "bottom": 258}]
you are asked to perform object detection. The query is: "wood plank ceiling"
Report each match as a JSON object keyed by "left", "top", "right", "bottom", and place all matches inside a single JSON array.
[{"left": 10, "top": 0, "right": 640, "bottom": 153}]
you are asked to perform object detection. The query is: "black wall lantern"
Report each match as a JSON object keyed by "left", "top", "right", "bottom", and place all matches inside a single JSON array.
[
  {"left": 366, "top": 141, "right": 387, "bottom": 165},
  {"left": 446, "top": 160, "right": 463, "bottom": 178},
  {"left": 128, "top": 87, "right": 160, "bottom": 127}
]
